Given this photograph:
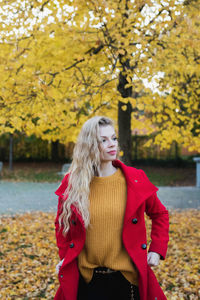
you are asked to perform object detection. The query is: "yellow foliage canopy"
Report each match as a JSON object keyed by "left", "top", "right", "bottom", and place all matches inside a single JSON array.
[{"left": 0, "top": 0, "right": 199, "bottom": 150}]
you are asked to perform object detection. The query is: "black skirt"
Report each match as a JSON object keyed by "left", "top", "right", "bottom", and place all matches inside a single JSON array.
[{"left": 77, "top": 267, "right": 140, "bottom": 300}]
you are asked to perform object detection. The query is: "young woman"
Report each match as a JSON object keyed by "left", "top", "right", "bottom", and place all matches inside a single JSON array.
[{"left": 54, "top": 116, "right": 169, "bottom": 300}]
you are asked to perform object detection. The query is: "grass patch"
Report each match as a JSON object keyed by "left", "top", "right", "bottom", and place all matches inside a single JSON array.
[
  {"left": 2, "top": 162, "right": 62, "bottom": 182},
  {"left": 137, "top": 165, "right": 195, "bottom": 186},
  {"left": 1, "top": 162, "right": 195, "bottom": 186}
]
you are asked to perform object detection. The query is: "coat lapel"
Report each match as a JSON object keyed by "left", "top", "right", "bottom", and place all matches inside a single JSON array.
[{"left": 55, "top": 174, "right": 69, "bottom": 196}]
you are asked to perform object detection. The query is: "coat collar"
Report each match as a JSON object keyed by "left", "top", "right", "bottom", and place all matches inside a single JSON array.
[
  {"left": 112, "top": 159, "right": 158, "bottom": 195},
  {"left": 55, "top": 174, "right": 69, "bottom": 197},
  {"left": 112, "top": 160, "right": 158, "bottom": 222}
]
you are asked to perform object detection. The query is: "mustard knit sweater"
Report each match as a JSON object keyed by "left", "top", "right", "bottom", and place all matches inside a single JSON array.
[{"left": 78, "top": 168, "right": 139, "bottom": 286}]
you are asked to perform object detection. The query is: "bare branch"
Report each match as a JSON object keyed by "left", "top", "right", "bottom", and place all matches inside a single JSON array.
[{"left": 41, "top": 0, "right": 50, "bottom": 12}]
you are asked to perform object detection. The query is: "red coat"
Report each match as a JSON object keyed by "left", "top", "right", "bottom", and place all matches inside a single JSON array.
[{"left": 54, "top": 160, "right": 169, "bottom": 300}]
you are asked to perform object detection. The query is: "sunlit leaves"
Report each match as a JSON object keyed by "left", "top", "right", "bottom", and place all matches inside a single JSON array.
[
  {"left": 0, "top": 212, "right": 58, "bottom": 299},
  {"left": 146, "top": 209, "right": 200, "bottom": 299},
  {"left": 0, "top": 0, "right": 199, "bottom": 150},
  {"left": 0, "top": 210, "right": 199, "bottom": 299}
]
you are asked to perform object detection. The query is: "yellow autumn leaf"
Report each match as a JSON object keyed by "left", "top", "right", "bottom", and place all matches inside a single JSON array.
[{"left": 121, "top": 105, "right": 127, "bottom": 111}]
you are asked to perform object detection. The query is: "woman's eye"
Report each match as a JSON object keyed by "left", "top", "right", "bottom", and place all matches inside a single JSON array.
[{"left": 100, "top": 137, "right": 117, "bottom": 143}]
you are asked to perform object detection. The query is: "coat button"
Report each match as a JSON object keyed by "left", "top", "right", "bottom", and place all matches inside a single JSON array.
[
  {"left": 60, "top": 274, "right": 63, "bottom": 278},
  {"left": 141, "top": 243, "right": 147, "bottom": 249},
  {"left": 71, "top": 220, "right": 76, "bottom": 225},
  {"left": 134, "top": 179, "right": 138, "bottom": 182},
  {"left": 69, "top": 242, "right": 74, "bottom": 248},
  {"left": 132, "top": 218, "right": 138, "bottom": 224}
]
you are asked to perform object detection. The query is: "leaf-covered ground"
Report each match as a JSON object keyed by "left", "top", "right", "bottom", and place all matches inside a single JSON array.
[{"left": 0, "top": 210, "right": 199, "bottom": 299}]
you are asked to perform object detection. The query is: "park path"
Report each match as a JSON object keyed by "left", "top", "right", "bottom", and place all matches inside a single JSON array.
[{"left": 0, "top": 181, "right": 199, "bottom": 215}]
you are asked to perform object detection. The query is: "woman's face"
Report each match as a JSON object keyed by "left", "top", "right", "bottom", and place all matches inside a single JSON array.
[{"left": 99, "top": 125, "right": 118, "bottom": 162}]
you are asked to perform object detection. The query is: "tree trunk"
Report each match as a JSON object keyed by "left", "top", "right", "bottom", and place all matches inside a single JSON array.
[
  {"left": 117, "top": 70, "right": 132, "bottom": 166},
  {"left": 134, "top": 132, "right": 138, "bottom": 161},
  {"left": 118, "top": 101, "right": 132, "bottom": 165},
  {"left": 9, "top": 133, "right": 13, "bottom": 171},
  {"left": 175, "top": 141, "right": 180, "bottom": 160},
  {"left": 51, "top": 140, "right": 59, "bottom": 162}
]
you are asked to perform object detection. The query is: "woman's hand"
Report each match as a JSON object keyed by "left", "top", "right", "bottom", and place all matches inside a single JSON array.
[
  {"left": 56, "top": 258, "right": 64, "bottom": 274},
  {"left": 147, "top": 252, "right": 160, "bottom": 267}
]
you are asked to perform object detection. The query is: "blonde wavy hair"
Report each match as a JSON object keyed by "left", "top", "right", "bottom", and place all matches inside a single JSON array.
[{"left": 59, "top": 116, "right": 117, "bottom": 236}]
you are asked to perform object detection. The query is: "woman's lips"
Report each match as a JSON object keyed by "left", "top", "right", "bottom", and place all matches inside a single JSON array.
[{"left": 107, "top": 151, "right": 117, "bottom": 155}]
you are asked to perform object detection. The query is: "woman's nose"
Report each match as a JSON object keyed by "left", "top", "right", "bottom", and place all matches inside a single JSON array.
[{"left": 108, "top": 139, "right": 115, "bottom": 147}]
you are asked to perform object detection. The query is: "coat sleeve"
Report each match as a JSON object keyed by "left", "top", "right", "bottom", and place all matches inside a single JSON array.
[
  {"left": 54, "top": 175, "right": 71, "bottom": 260},
  {"left": 141, "top": 171, "right": 169, "bottom": 260}
]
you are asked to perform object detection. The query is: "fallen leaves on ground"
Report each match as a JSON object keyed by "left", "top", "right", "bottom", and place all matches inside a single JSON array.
[
  {"left": 146, "top": 209, "right": 200, "bottom": 300},
  {"left": 0, "top": 210, "right": 199, "bottom": 299}
]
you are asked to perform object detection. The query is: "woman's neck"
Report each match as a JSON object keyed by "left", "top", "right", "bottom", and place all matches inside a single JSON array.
[{"left": 99, "top": 161, "right": 117, "bottom": 177}]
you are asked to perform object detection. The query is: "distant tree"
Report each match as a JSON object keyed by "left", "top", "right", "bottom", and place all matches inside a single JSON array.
[{"left": 143, "top": 0, "right": 200, "bottom": 152}]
